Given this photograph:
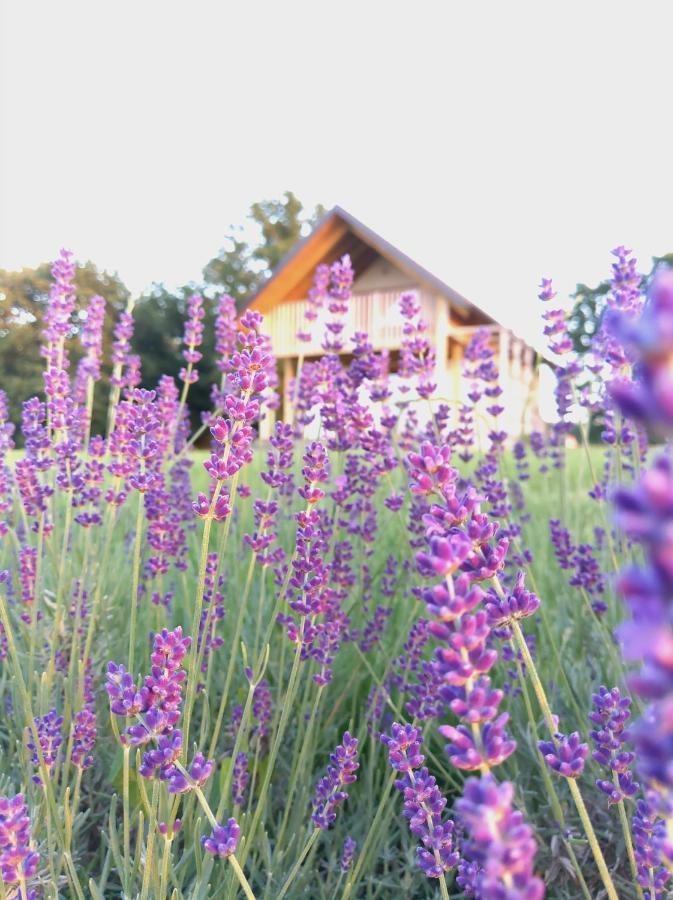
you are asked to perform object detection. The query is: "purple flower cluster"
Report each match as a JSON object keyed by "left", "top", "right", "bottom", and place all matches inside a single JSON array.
[
  {"left": 339, "top": 835, "right": 356, "bottom": 872},
  {"left": 74, "top": 293, "right": 106, "bottom": 406},
  {"left": 589, "top": 685, "right": 638, "bottom": 805},
  {"left": 71, "top": 708, "right": 97, "bottom": 770},
  {"left": 110, "top": 305, "right": 135, "bottom": 389},
  {"left": 549, "top": 519, "right": 607, "bottom": 613},
  {"left": 214, "top": 294, "right": 238, "bottom": 375},
  {"left": 632, "top": 792, "right": 672, "bottom": 896},
  {"left": 539, "top": 278, "right": 572, "bottom": 356},
  {"left": 26, "top": 708, "right": 63, "bottom": 783},
  {"left": 0, "top": 794, "right": 39, "bottom": 889},
  {"left": 196, "top": 310, "right": 270, "bottom": 519},
  {"left": 231, "top": 752, "right": 249, "bottom": 807},
  {"left": 406, "top": 440, "right": 522, "bottom": 772},
  {"left": 202, "top": 818, "right": 240, "bottom": 859},
  {"left": 106, "top": 627, "right": 214, "bottom": 794},
  {"left": 180, "top": 293, "right": 205, "bottom": 385},
  {"left": 457, "top": 775, "right": 544, "bottom": 898},
  {"left": 320, "top": 255, "right": 354, "bottom": 354},
  {"left": 297, "top": 262, "right": 329, "bottom": 343},
  {"left": 398, "top": 292, "right": 436, "bottom": 399},
  {"left": 538, "top": 731, "right": 588, "bottom": 779},
  {"left": 311, "top": 731, "right": 359, "bottom": 829},
  {"left": 381, "top": 723, "right": 458, "bottom": 879}
]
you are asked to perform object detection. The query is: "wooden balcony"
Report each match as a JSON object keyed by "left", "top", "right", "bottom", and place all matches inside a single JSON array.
[{"left": 263, "top": 289, "right": 436, "bottom": 358}]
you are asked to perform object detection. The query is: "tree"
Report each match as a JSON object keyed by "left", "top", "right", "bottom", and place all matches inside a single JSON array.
[
  {"left": 0, "top": 193, "right": 324, "bottom": 438},
  {"left": 566, "top": 280, "right": 611, "bottom": 353},
  {"left": 567, "top": 253, "right": 673, "bottom": 354},
  {"left": 0, "top": 261, "right": 130, "bottom": 437},
  {"left": 203, "top": 191, "right": 325, "bottom": 307},
  {"left": 131, "top": 284, "right": 221, "bottom": 430}
]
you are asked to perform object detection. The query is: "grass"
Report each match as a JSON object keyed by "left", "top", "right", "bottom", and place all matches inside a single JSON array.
[{"left": 0, "top": 438, "right": 641, "bottom": 897}]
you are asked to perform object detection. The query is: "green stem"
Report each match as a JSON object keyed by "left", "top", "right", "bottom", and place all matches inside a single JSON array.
[
  {"left": 208, "top": 552, "right": 257, "bottom": 760},
  {"left": 510, "top": 642, "right": 592, "bottom": 900},
  {"left": 275, "top": 686, "right": 324, "bottom": 851},
  {"left": 181, "top": 480, "right": 223, "bottom": 757},
  {"left": 127, "top": 490, "right": 144, "bottom": 676},
  {"left": 615, "top": 786, "right": 642, "bottom": 899},
  {"left": 185, "top": 768, "right": 257, "bottom": 900},
  {"left": 27, "top": 514, "right": 45, "bottom": 691},
  {"left": 140, "top": 781, "right": 160, "bottom": 900},
  {"left": 228, "top": 854, "right": 257, "bottom": 900},
  {"left": 237, "top": 636, "right": 305, "bottom": 868},
  {"left": 122, "top": 745, "right": 131, "bottom": 895},
  {"left": 159, "top": 835, "right": 173, "bottom": 899},
  {"left": 566, "top": 779, "right": 618, "bottom": 900},
  {"left": 342, "top": 769, "right": 396, "bottom": 900},
  {"left": 511, "top": 620, "right": 618, "bottom": 900},
  {"left": 277, "top": 829, "right": 320, "bottom": 900}
]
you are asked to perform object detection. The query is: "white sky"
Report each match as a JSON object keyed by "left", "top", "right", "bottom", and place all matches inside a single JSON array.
[{"left": 2, "top": 1, "right": 672, "bottom": 349}]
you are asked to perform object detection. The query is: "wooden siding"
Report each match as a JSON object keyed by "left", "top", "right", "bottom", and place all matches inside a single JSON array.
[{"left": 265, "top": 288, "right": 436, "bottom": 358}]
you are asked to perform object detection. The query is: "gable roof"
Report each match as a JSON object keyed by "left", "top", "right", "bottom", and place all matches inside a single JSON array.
[{"left": 248, "top": 205, "right": 477, "bottom": 317}]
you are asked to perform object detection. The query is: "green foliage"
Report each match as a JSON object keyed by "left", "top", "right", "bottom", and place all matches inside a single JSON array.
[
  {"left": 131, "top": 284, "right": 221, "bottom": 430},
  {"left": 203, "top": 190, "right": 325, "bottom": 306},
  {"left": 567, "top": 280, "right": 611, "bottom": 354},
  {"left": 0, "top": 192, "right": 323, "bottom": 436},
  {"left": 568, "top": 252, "right": 673, "bottom": 354}
]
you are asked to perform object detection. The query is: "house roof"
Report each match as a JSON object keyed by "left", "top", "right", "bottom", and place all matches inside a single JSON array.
[
  {"left": 247, "top": 206, "right": 547, "bottom": 355},
  {"left": 248, "top": 205, "right": 479, "bottom": 317}
]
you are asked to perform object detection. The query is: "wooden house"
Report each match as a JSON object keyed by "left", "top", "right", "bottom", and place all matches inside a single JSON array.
[{"left": 248, "top": 206, "right": 540, "bottom": 437}]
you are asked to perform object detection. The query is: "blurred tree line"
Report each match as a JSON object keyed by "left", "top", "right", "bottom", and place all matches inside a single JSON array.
[
  {"left": 567, "top": 252, "right": 673, "bottom": 442},
  {"left": 0, "top": 192, "right": 324, "bottom": 438},
  {"left": 567, "top": 252, "right": 673, "bottom": 353}
]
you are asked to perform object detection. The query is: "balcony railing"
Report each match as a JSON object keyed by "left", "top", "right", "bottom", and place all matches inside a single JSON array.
[{"left": 264, "top": 289, "right": 433, "bottom": 358}]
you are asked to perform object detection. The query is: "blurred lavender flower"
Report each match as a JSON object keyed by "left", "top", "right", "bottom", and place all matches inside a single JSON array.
[
  {"left": 0, "top": 794, "right": 39, "bottom": 889},
  {"left": 339, "top": 835, "right": 356, "bottom": 872},
  {"left": 457, "top": 775, "right": 544, "bottom": 899}
]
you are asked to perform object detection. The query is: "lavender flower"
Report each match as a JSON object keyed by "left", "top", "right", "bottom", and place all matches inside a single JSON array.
[
  {"left": 165, "top": 752, "right": 214, "bottom": 794},
  {"left": 0, "top": 794, "right": 39, "bottom": 888},
  {"left": 457, "top": 775, "right": 544, "bottom": 899},
  {"left": 71, "top": 709, "right": 97, "bottom": 770},
  {"left": 311, "top": 732, "right": 359, "bottom": 829},
  {"left": 538, "top": 731, "right": 588, "bottom": 778},
  {"left": 381, "top": 723, "right": 458, "bottom": 878},
  {"left": 179, "top": 293, "right": 205, "bottom": 385},
  {"left": 201, "top": 818, "right": 240, "bottom": 858},
  {"left": 231, "top": 752, "right": 249, "bottom": 807},
  {"left": 632, "top": 792, "right": 672, "bottom": 896},
  {"left": 484, "top": 570, "right": 540, "bottom": 628},
  {"left": 609, "top": 266, "right": 673, "bottom": 428},
  {"left": 339, "top": 835, "right": 356, "bottom": 872},
  {"left": 589, "top": 686, "right": 638, "bottom": 805},
  {"left": 27, "top": 708, "right": 63, "bottom": 782}
]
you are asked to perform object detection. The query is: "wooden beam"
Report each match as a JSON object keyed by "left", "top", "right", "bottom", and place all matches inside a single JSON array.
[{"left": 250, "top": 216, "right": 351, "bottom": 315}]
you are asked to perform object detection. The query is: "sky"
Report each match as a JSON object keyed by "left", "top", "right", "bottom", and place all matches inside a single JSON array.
[{"left": 2, "top": 1, "right": 672, "bottom": 350}]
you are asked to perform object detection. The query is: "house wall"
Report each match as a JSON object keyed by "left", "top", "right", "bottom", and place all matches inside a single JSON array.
[{"left": 258, "top": 267, "right": 541, "bottom": 439}]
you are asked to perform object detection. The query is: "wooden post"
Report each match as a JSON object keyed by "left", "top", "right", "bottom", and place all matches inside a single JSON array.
[
  {"left": 432, "top": 293, "right": 450, "bottom": 398},
  {"left": 282, "top": 357, "right": 294, "bottom": 423}
]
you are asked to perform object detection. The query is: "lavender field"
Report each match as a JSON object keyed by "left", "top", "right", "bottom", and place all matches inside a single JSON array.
[{"left": 0, "top": 247, "right": 670, "bottom": 899}]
